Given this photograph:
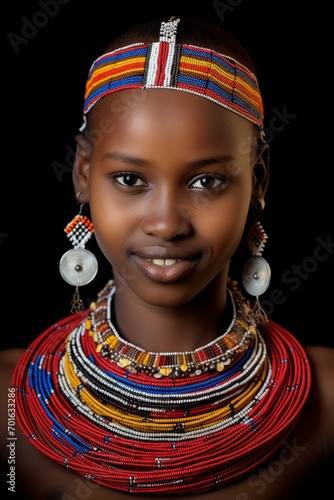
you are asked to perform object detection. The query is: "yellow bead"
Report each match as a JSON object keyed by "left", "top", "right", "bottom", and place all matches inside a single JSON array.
[
  {"left": 118, "top": 358, "right": 131, "bottom": 367},
  {"left": 159, "top": 367, "right": 173, "bottom": 376},
  {"left": 249, "top": 325, "right": 257, "bottom": 335}
]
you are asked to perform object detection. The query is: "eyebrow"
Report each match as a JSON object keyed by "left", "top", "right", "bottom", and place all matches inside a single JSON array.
[
  {"left": 188, "top": 155, "right": 236, "bottom": 169},
  {"left": 102, "top": 152, "right": 149, "bottom": 167},
  {"left": 102, "top": 152, "right": 236, "bottom": 168}
]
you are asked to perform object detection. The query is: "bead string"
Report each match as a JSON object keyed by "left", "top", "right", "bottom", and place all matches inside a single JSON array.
[
  {"left": 88, "top": 280, "right": 256, "bottom": 379},
  {"left": 81, "top": 42, "right": 264, "bottom": 132},
  {"left": 60, "top": 328, "right": 268, "bottom": 432},
  {"left": 12, "top": 282, "right": 311, "bottom": 495},
  {"left": 159, "top": 17, "right": 180, "bottom": 43}
]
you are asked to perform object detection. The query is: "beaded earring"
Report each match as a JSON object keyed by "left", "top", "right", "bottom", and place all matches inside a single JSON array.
[
  {"left": 59, "top": 192, "right": 98, "bottom": 313},
  {"left": 242, "top": 203, "right": 271, "bottom": 325}
]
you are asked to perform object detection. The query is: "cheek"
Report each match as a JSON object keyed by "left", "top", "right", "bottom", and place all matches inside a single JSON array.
[
  {"left": 198, "top": 186, "right": 251, "bottom": 258},
  {"left": 203, "top": 210, "right": 247, "bottom": 258},
  {"left": 91, "top": 208, "right": 132, "bottom": 261},
  {"left": 88, "top": 180, "right": 130, "bottom": 263}
]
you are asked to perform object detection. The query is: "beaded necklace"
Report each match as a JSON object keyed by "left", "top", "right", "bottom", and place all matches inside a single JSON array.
[
  {"left": 90, "top": 281, "right": 257, "bottom": 379},
  {"left": 12, "top": 281, "right": 311, "bottom": 495}
]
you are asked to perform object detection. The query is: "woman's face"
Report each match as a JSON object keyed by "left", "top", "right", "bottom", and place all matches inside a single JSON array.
[{"left": 81, "top": 89, "right": 259, "bottom": 307}]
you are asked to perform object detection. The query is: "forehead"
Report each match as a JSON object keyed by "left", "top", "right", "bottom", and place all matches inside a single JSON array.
[{"left": 88, "top": 89, "right": 256, "bottom": 151}]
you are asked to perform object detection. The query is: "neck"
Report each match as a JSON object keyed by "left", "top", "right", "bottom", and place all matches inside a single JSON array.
[{"left": 112, "top": 275, "right": 231, "bottom": 352}]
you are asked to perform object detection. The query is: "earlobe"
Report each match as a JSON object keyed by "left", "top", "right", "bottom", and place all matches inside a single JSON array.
[
  {"left": 72, "top": 133, "right": 92, "bottom": 203},
  {"left": 251, "top": 143, "right": 270, "bottom": 211}
]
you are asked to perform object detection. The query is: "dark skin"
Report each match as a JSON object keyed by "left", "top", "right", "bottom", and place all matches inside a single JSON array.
[
  {"left": 1, "top": 90, "right": 333, "bottom": 499},
  {"left": 79, "top": 90, "right": 260, "bottom": 350}
]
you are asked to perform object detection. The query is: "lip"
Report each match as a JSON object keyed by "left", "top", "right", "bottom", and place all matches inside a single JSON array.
[
  {"left": 132, "top": 246, "right": 200, "bottom": 283},
  {"left": 133, "top": 246, "right": 199, "bottom": 260}
]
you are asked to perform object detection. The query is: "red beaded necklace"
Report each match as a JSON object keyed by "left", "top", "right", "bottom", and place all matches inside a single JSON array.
[{"left": 12, "top": 281, "right": 311, "bottom": 495}]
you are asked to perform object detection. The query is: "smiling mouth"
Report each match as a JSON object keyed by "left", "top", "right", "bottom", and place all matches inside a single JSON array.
[
  {"left": 148, "top": 259, "right": 182, "bottom": 266},
  {"left": 132, "top": 254, "right": 198, "bottom": 282}
]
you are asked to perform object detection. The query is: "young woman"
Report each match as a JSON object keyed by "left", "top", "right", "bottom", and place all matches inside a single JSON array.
[{"left": 1, "top": 15, "right": 333, "bottom": 500}]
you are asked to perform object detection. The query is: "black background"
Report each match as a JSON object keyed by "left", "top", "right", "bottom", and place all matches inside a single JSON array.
[{"left": 1, "top": 0, "right": 333, "bottom": 350}]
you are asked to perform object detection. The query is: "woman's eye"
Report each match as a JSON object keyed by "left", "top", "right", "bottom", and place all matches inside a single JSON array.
[
  {"left": 113, "top": 173, "right": 146, "bottom": 187},
  {"left": 190, "top": 175, "right": 229, "bottom": 190}
]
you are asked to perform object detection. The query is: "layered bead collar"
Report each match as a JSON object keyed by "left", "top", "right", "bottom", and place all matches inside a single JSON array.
[{"left": 12, "top": 280, "right": 311, "bottom": 494}]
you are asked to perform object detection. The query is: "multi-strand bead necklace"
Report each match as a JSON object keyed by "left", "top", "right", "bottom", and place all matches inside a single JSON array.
[
  {"left": 12, "top": 280, "right": 311, "bottom": 495},
  {"left": 90, "top": 281, "right": 257, "bottom": 379}
]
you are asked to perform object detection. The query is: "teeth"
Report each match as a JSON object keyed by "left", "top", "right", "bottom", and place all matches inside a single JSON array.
[{"left": 151, "top": 259, "right": 178, "bottom": 266}]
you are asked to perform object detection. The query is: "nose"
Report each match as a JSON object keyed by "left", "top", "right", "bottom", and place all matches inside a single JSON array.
[{"left": 141, "top": 189, "right": 193, "bottom": 240}]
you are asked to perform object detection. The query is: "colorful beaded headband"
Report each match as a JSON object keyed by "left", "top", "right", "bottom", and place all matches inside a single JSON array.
[{"left": 80, "top": 17, "right": 264, "bottom": 133}]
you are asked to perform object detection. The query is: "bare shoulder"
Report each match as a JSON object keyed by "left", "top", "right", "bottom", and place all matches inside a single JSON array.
[
  {"left": 0, "top": 348, "right": 25, "bottom": 383},
  {"left": 0, "top": 349, "right": 26, "bottom": 437},
  {"left": 0, "top": 348, "right": 25, "bottom": 365},
  {"left": 303, "top": 345, "right": 334, "bottom": 455},
  {"left": 305, "top": 344, "right": 334, "bottom": 405}
]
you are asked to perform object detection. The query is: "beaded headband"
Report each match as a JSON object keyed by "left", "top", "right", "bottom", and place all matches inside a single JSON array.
[{"left": 79, "top": 17, "right": 264, "bottom": 133}]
